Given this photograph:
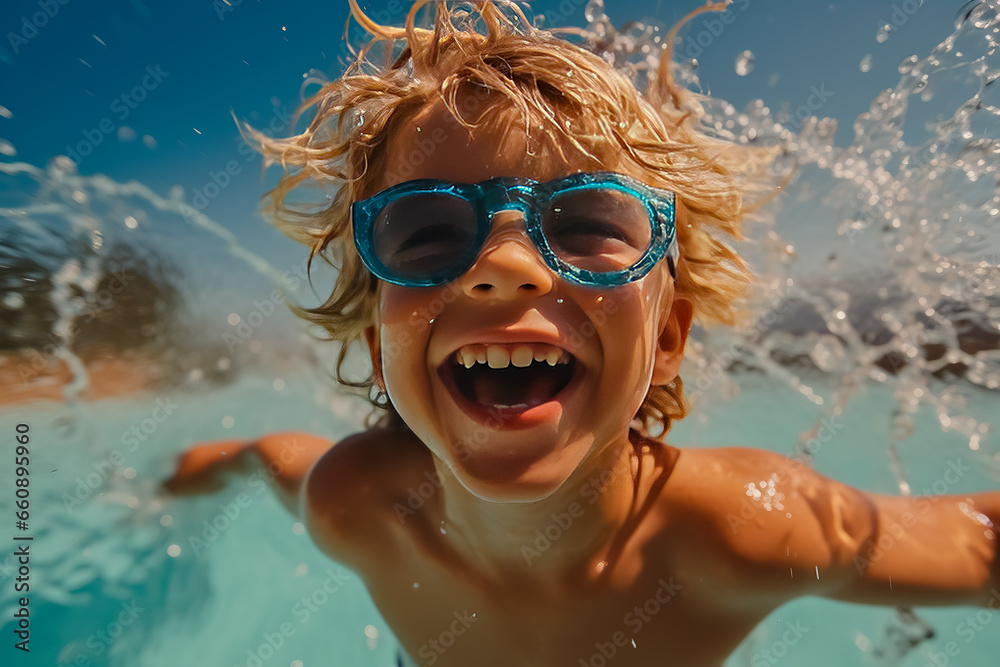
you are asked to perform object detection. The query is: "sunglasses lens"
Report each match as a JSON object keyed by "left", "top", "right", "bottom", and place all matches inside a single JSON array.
[
  {"left": 541, "top": 188, "right": 652, "bottom": 274},
  {"left": 371, "top": 193, "right": 478, "bottom": 279}
]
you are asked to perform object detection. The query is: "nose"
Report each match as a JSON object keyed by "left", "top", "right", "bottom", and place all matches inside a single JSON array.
[{"left": 456, "top": 209, "right": 554, "bottom": 300}]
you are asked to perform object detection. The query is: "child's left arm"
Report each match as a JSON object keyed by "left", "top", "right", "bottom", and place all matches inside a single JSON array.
[
  {"left": 830, "top": 488, "right": 1000, "bottom": 608},
  {"left": 673, "top": 448, "right": 998, "bottom": 610}
]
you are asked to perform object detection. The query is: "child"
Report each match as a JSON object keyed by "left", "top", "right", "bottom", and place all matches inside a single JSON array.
[{"left": 166, "top": 1, "right": 1000, "bottom": 664}]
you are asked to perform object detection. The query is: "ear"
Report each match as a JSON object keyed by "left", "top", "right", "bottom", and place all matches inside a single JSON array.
[
  {"left": 364, "top": 326, "right": 384, "bottom": 390},
  {"left": 651, "top": 297, "right": 693, "bottom": 386}
]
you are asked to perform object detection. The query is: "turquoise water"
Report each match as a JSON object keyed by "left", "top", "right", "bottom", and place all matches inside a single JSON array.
[{"left": 2, "top": 0, "right": 1000, "bottom": 665}]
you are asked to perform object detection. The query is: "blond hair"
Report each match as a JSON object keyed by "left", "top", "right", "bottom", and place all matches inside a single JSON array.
[{"left": 241, "top": 0, "right": 776, "bottom": 436}]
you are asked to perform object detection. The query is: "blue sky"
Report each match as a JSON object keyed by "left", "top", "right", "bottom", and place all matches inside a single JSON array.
[{"left": 0, "top": 0, "right": 965, "bottom": 267}]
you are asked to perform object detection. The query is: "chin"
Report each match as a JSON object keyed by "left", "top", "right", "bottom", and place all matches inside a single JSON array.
[{"left": 443, "top": 441, "right": 585, "bottom": 503}]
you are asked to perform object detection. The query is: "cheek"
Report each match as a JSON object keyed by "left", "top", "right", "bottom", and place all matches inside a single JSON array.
[
  {"left": 376, "top": 286, "right": 448, "bottom": 394},
  {"left": 376, "top": 289, "right": 426, "bottom": 382},
  {"left": 589, "top": 288, "right": 659, "bottom": 358}
]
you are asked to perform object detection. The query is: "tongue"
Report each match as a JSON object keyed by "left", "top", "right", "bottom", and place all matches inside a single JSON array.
[{"left": 471, "top": 365, "right": 563, "bottom": 408}]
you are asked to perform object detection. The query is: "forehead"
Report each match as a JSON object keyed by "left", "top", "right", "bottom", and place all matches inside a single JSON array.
[{"left": 379, "top": 94, "right": 627, "bottom": 190}]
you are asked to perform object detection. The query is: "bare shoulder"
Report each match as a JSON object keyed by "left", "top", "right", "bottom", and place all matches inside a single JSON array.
[
  {"left": 661, "top": 446, "right": 876, "bottom": 600},
  {"left": 302, "top": 427, "right": 430, "bottom": 567}
]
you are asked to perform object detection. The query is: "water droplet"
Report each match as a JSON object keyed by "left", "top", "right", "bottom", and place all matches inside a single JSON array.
[
  {"left": 584, "top": 0, "right": 605, "bottom": 24},
  {"left": 735, "top": 50, "right": 755, "bottom": 76},
  {"left": 876, "top": 23, "right": 890, "bottom": 43},
  {"left": 412, "top": 582, "right": 420, "bottom": 589},
  {"left": 974, "top": 6, "right": 1000, "bottom": 29},
  {"left": 3, "top": 292, "right": 25, "bottom": 309},
  {"left": 860, "top": 54, "right": 873, "bottom": 73},
  {"left": 48, "top": 155, "right": 77, "bottom": 177},
  {"left": 440, "top": 521, "right": 447, "bottom": 534}
]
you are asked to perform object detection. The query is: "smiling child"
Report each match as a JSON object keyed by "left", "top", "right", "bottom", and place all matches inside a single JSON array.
[{"left": 166, "top": 1, "right": 1000, "bottom": 665}]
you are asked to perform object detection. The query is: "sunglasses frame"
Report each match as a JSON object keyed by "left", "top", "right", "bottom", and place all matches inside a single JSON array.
[{"left": 351, "top": 171, "right": 678, "bottom": 288}]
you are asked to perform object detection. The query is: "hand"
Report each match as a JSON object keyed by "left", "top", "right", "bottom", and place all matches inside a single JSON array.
[{"left": 161, "top": 439, "right": 253, "bottom": 495}]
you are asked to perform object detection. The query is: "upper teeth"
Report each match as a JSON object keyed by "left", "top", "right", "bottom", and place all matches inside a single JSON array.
[{"left": 454, "top": 343, "right": 569, "bottom": 369}]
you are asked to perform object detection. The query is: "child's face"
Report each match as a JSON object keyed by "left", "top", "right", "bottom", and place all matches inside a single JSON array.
[{"left": 364, "top": 94, "right": 691, "bottom": 502}]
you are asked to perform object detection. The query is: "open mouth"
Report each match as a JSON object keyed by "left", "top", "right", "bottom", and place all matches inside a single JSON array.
[{"left": 438, "top": 343, "right": 578, "bottom": 411}]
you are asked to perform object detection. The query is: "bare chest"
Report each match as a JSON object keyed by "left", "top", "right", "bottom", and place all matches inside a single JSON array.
[{"left": 362, "top": 552, "right": 759, "bottom": 667}]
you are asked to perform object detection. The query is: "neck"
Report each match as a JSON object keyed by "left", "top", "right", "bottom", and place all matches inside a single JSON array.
[{"left": 434, "top": 430, "right": 647, "bottom": 587}]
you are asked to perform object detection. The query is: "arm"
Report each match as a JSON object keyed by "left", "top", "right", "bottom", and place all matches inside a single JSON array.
[
  {"left": 832, "top": 490, "right": 999, "bottom": 608},
  {"left": 673, "top": 448, "right": 998, "bottom": 609},
  {"left": 163, "top": 432, "right": 333, "bottom": 517}
]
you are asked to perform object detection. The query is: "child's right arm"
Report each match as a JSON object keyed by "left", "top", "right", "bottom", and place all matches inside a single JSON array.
[
  {"left": 163, "top": 432, "right": 334, "bottom": 516},
  {"left": 164, "top": 427, "right": 420, "bottom": 570}
]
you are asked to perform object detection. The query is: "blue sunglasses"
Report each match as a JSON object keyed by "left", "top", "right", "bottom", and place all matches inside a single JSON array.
[{"left": 351, "top": 171, "right": 678, "bottom": 289}]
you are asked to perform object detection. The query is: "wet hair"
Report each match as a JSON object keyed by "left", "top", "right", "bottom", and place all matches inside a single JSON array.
[{"left": 242, "top": 0, "right": 776, "bottom": 437}]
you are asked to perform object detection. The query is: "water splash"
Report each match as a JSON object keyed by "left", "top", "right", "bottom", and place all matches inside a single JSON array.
[
  {"left": 735, "top": 50, "right": 755, "bottom": 76},
  {"left": 0, "top": 153, "right": 303, "bottom": 408},
  {"left": 561, "top": 1, "right": 1000, "bottom": 662}
]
